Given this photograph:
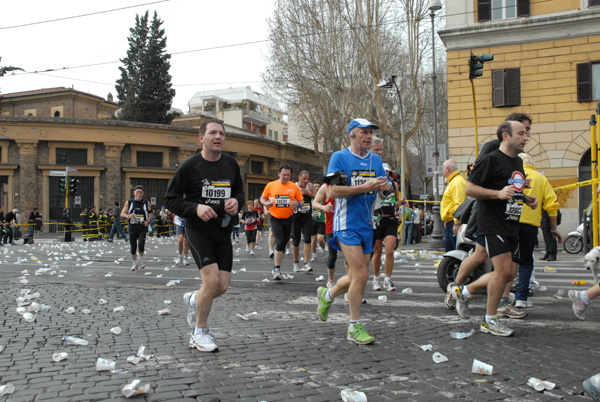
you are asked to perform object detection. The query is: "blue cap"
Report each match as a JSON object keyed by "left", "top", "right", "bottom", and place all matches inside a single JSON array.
[{"left": 347, "top": 118, "right": 379, "bottom": 134}]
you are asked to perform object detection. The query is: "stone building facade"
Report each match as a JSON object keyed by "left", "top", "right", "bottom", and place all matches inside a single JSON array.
[
  {"left": 0, "top": 89, "right": 322, "bottom": 223},
  {"left": 439, "top": 0, "right": 600, "bottom": 231}
]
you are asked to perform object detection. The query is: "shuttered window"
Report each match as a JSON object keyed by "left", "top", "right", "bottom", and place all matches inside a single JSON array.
[
  {"left": 478, "top": 0, "right": 529, "bottom": 22},
  {"left": 492, "top": 68, "right": 521, "bottom": 107},
  {"left": 136, "top": 151, "right": 163, "bottom": 168},
  {"left": 577, "top": 62, "right": 600, "bottom": 102}
]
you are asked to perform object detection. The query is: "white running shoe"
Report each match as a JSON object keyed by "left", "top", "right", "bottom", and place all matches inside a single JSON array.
[
  {"left": 293, "top": 262, "right": 304, "bottom": 272},
  {"left": 372, "top": 276, "right": 382, "bottom": 291},
  {"left": 515, "top": 300, "right": 533, "bottom": 308},
  {"left": 183, "top": 291, "right": 197, "bottom": 328},
  {"left": 138, "top": 256, "right": 146, "bottom": 269},
  {"left": 285, "top": 248, "right": 290, "bottom": 255},
  {"left": 189, "top": 329, "right": 218, "bottom": 352},
  {"left": 131, "top": 259, "right": 139, "bottom": 271},
  {"left": 304, "top": 263, "right": 313, "bottom": 272},
  {"left": 310, "top": 253, "right": 317, "bottom": 262},
  {"left": 175, "top": 255, "right": 184, "bottom": 265},
  {"left": 246, "top": 245, "right": 249, "bottom": 252},
  {"left": 383, "top": 278, "right": 396, "bottom": 292},
  {"left": 327, "top": 280, "right": 335, "bottom": 289},
  {"left": 272, "top": 269, "right": 282, "bottom": 280},
  {"left": 250, "top": 250, "right": 254, "bottom": 255},
  {"left": 184, "top": 256, "right": 191, "bottom": 265}
]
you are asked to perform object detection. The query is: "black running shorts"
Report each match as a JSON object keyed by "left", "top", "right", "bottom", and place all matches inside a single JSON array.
[
  {"left": 185, "top": 226, "right": 233, "bottom": 271},
  {"left": 483, "top": 234, "right": 519, "bottom": 262}
]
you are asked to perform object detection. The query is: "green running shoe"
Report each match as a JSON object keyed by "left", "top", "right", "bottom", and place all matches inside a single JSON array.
[
  {"left": 317, "top": 287, "right": 332, "bottom": 322},
  {"left": 347, "top": 323, "right": 375, "bottom": 345}
]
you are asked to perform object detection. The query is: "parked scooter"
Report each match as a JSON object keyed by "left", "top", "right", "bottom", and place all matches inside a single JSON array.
[
  {"left": 437, "top": 224, "right": 493, "bottom": 292},
  {"left": 563, "top": 207, "right": 592, "bottom": 254}
]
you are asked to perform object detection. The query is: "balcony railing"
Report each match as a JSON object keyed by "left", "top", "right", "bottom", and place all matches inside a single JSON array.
[{"left": 243, "top": 110, "right": 272, "bottom": 125}]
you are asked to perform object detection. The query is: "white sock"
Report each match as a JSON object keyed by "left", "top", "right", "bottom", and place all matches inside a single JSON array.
[
  {"left": 384, "top": 276, "right": 391, "bottom": 282},
  {"left": 348, "top": 320, "right": 360, "bottom": 331},
  {"left": 485, "top": 314, "right": 496, "bottom": 323},
  {"left": 325, "top": 289, "right": 334, "bottom": 302},
  {"left": 193, "top": 327, "right": 207, "bottom": 336},
  {"left": 188, "top": 292, "right": 197, "bottom": 308},
  {"left": 462, "top": 287, "right": 472, "bottom": 297},
  {"left": 581, "top": 290, "right": 591, "bottom": 304}
]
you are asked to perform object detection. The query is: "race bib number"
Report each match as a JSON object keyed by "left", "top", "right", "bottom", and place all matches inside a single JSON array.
[
  {"left": 247, "top": 218, "right": 256, "bottom": 225},
  {"left": 298, "top": 204, "right": 310, "bottom": 213},
  {"left": 130, "top": 214, "right": 144, "bottom": 224},
  {"left": 275, "top": 195, "right": 291, "bottom": 208},
  {"left": 351, "top": 169, "right": 377, "bottom": 194},
  {"left": 202, "top": 180, "right": 231, "bottom": 199},
  {"left": 504, "top": 193, "right": 524, "bottom": 222},
  {"left": 312, "top": 211, "right": 321, "bottom": 219}
]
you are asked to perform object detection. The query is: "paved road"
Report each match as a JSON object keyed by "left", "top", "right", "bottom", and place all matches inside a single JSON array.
[{"left": 0, "top": 236, "right": 597, "bottom": 401}]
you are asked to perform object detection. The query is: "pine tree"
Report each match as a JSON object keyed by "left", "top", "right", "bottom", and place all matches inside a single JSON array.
[
  {"left": 116, "top": 11, "right": 177, "bottom": 124},
  {"left": 0, "top": 57, "right": 24, "bottom": 114}
]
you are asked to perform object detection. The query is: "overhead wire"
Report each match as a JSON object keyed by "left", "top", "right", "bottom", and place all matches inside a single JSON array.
[
  {"left": 1, "top": 3, "right": 523, "bottom": 88},
  {"left": 0, "top": 0, "right": 170, "bottom": 30}
]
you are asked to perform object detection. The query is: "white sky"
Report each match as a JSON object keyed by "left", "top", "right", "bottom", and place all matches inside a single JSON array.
[{"left": 0, "top": 0, "right": 276, "bottom": 112}]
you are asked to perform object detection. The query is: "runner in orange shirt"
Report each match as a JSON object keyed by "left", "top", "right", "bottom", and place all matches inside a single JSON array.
[{"left": 260, "top": 163, "right": 304, "bottom": 280}]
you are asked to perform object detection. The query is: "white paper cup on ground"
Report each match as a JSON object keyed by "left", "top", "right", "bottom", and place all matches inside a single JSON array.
[
  {"left": 527, "top": 377, "right": 556, "bottom": 391},
  {"left": 127, "top": 356, "right": 142, "bottom": 365},
  {"left": 95, "top": 357, "right": 116, "bottom": 371},
  {"left": 340, "top": 389, "right": 367, "bottom": 402},
  {"left": 23, "top": 312, "right": 36, "bottom": 322},
  {"left": 0, "top": 384, "right": 15, "bottom": 396},
  {"left": 401, "top": 288, "right": 413, "bottom": 295},
  {"left": 378, "top": 295, "right": 387, "bottom": 302},
  {"left": 432, "top": 352, "right": 448, "bottom": 363},
  {"left": 527, "top": 377, "right": 546, "bottom": 391},
  {"left": 52, "top": 352, "right": 68, "bottom": 362},
  {"left": 122, "top": 379, "right": 150, "bottom": 398},
  {"left": 110, "top": 327, "right": 122, "bottom": 335},
  {"left": 472, "top": 358, "right": 493, "bottom": 375}
]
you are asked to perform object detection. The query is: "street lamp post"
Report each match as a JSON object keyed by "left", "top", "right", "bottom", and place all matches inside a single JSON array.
[
  {"left": 428, "top": 0, "right": 444, "bottom": 248},
  {"left": 377, "top": 76, "right": 406, "bottom": 222}
]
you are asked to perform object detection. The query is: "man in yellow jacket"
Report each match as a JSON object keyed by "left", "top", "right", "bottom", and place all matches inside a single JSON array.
[
  {"left": 440, "top": 159, "right": 466, "bottom": 252},
  {"left": 514, "top": 152, "right": 562, "bottom": 308}
]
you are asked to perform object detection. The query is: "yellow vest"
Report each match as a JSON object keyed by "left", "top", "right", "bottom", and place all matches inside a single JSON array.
[
  {"left": 520, "top": 165, "right": 559, "bottom": 227},
  {"left": 440, "top": 170, "right": 466, "bottom": 223}
]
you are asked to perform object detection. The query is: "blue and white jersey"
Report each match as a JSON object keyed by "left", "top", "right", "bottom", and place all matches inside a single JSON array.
[{"left": 327, "top": 147, "right": 387, "bottom": 232}]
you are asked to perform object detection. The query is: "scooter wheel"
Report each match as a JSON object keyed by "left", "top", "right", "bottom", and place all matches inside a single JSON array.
[
  {"left": 437, "top": 256, "right": 461, "bottom": 292},
  {"left": 563, "top": 235, "right": 583, "bottom": 254}
]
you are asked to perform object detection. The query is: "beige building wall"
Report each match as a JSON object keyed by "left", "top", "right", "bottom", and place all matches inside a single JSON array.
[{"left": 441, "top": 3, "right": 600, "bottom": 233}]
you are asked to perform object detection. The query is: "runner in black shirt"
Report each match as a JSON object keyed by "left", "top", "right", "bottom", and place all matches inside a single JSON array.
[
  {"left": 121, "top": 186, "right": 152, "bottom": 270},
  {"left": 165, "top": 119, "right": 244, "bottom": 353},
  {"left": 291, "top": 170, "right": 316, "bottom": 272},
  {"left": 453, "top": 120, "right": 537, "bottom": 337}
]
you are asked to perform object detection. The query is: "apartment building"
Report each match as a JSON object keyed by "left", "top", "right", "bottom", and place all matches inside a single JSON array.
[
  {"left": 186, "top": 86, "right": 288, "bottom": 142},
  {"left": 439, "top": 0, "right": 600, "bottom": 228}
]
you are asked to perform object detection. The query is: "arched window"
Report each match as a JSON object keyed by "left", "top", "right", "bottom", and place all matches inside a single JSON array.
[{"left": 54, "top": 111, "right": 61, "bottom": 117}]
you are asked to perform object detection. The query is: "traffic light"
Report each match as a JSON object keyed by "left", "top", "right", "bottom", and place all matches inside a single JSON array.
[
  {"left": 469, "top": 53, "right": 494, "bottom": 80},
  {"left": 59, "top": 178, "right": 67, "bottom": 194},
  {"left": 69, "top": 178, "right": 79, "bottom": 195}
]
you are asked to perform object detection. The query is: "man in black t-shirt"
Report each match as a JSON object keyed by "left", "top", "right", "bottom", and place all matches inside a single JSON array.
[
  {"left": 452, "top": 120, "right": 538, "bottom": 337},
  {"left": 165, "top": 119, "right": 244, "bottom": 353}
]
